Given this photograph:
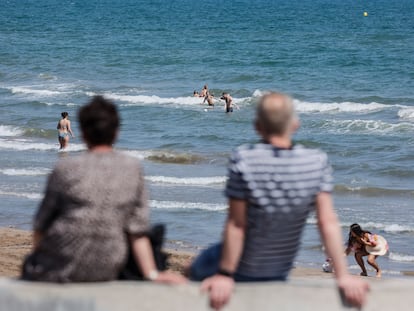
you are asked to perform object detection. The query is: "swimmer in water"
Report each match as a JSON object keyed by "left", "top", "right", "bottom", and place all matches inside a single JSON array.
[
  {"left": 57, "top": 112, "right": 74, "bottom": 150},
  {"left": 193, "top": 90, "right": 200, "bottom": 97},
  {"left": 199, "top": 84, "right": 208, "bottom": 97},
  {"left": 203, "top": 92, "right": 215, "bottom": 107},
  {"left": 220, "top": 92, "right": 239, "bottom": 113}
]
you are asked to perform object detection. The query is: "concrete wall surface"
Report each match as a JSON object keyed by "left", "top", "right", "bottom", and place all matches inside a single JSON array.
[{"left": 0, "top": 277, "right": 413, "bottom": 311}]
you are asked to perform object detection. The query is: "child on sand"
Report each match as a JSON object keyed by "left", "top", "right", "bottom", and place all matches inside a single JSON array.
[{"left": 345, "top": 223, "right": 388, "bottom": 277}]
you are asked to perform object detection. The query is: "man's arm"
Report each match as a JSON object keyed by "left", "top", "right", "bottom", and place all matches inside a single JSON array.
[
  {"left": 201, "top": 198, "right": 247, "bottom": 311},
  {"left": 316, "top": 192, "right": 370, "bottom": 308}
]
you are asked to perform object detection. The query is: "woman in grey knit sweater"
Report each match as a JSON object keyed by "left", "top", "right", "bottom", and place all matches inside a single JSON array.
[{"left": 22, "top": 96, "right": 185, "bottom": 284}]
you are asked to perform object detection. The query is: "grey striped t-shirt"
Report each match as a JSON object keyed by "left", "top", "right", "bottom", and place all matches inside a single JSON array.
[{"left": 225, "top": 143, "right": 333, "bottom": 279}]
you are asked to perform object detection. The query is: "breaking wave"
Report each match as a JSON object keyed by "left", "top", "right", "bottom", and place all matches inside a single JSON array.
[
  {"left": 389, "top": 252, "right": 414, "bottom": 263},
  {"left": 0, "top": 168, "right": 50, "bottom": 176},
  {"left": 0, "top": 138, "right": 85, "bottom": 152},
  {"left": 124, "top": 150, "right": 206, "bottom": 164},
  {"left": 319, "top": 119, "right": 414, "bottom": 134},
  {"left": 0, "top": 125, "right": 24, "bottom": 137},
  {"left": 146, "top": 176, "right": 226, "bottom": 186},
  {"left": 334, "top": 185, "right": 414, "bottom": 197},
  {"left": 149, "top": 200, "right": 226, "bottom": 211},
  {"left": 307, "top": 217, "right": 414, "bottom": 234},
  {"left": 0, "top": 190, "right": 42, "bottom": 200}
]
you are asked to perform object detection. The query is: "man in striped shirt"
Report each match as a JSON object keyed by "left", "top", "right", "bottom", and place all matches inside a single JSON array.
[{"left": 190, "top": 92, "right": 369, "bottom": 310}]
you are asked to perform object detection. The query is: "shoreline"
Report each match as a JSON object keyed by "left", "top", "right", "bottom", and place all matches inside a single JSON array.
[
  {"left": 0, "top": 227, "right": 330, "bottom": 279},
  {"left": 0, "top": 227, "right": 403, "bottom": 281}
]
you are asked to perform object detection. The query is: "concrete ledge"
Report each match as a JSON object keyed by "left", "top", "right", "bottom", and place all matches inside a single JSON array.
[{"left": 1, "top": 277, "right": 413, "bottom": 311}]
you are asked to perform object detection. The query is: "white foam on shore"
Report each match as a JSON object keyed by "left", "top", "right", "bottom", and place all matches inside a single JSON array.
[
  {"left": 0, "top": 138, "right": 85, "bottom": 152},
  {"left": 84, "top": 89, "right": 411, "bottom": 117},
  {"left": 146, "top": 176, "right": 226, "bottom": 186},
  {"left": 0, "top": 168, "right": 50, "bottom": 176},
  {"left": 357, "top": 222, "right": 414, "bottom": 234},
  {"left": 0, "top": 190, "right": 42, "bottom": 200},
  {"left": 150, "top": 200, "right": 226, "bottom": 211},
  {"left": 0, "top": 125, "right": 24, "bottom": 137},
  {"left": 10, "top": 86, "right": 62, "bottom": 97},
  {"left": 320, "top": 119, "right": 414, "bottom": 134},
  {"left": 398, "top": 107, "right": 414, "bottom": 121},
  {"left": 44, "top": 102, "right": 78, "bottom": 107},
  {"left": 389, "top": 252, "right": 414, "bottom": 263},
  {"left": 295, "top": 100, "right": 389, "bottom": 114},
  {"left": 306, "top": 218, "right": 414, "bottom": 234},
  {"left": 252, "top": 89, "right": 264, "bottom": 97},
  {"left": 0, "top": 139, "right": 55, "bottom": 151},
  {"left": 87, "top": 91, "right": 248, "bottom": 107},
  {"left": 253, "top": 91, "right": 408, "bottom": 116}
]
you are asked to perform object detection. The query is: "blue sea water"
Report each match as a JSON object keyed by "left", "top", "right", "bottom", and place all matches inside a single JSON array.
[{"left": 1, "top": 0, "right": 414, "bottom": 277}]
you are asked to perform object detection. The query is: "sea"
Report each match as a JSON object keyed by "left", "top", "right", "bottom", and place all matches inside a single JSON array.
[{"left": 0, "top": 0, "right": 413, "bottom": 278}]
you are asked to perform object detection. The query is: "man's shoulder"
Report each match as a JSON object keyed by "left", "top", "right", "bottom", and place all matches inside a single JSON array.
[
  {"left": 232, "top": 143, "right": 329, "bottom": 162},
  {"left": 233, "top": 143, "right": 268, "bottom": 155},
  {"left": 234, "top": 143, "right": 326, "bottom": 153},
  {"left": 292, "top": 144, "right": 328, "bottom": 156}
]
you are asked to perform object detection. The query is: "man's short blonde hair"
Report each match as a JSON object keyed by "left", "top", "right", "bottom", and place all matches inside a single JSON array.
[{"left": 255, "top": 92, "right": 295, "bottom": 136}]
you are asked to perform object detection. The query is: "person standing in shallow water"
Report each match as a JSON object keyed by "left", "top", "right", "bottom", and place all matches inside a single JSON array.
[
  {"left": 57, "top": 112, "right": 74, "bottom": 149},
  {"left": 220, "top": 92, "right": 239, "bottom": 113},
  {"left": 203, "top": 92, "right": 215, "bottom": 107}
]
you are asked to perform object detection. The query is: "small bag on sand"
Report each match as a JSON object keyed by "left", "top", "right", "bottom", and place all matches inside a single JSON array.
[{"left": 118, "top": 224, "right": 168, "bottom": 280}]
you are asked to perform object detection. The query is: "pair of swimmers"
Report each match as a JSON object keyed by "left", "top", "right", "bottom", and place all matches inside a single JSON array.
[
  {"left": 193, "top": 84, "right": 209, "bottom": 98},
  {"left": 195, "top": 85, "right": 216, "bottom": 107},
  {"left": 203, "top": 91, "right": 238, "bottom": 113},
  {"left": 194, "top": 85, "right": 239, "bottom": 113}
]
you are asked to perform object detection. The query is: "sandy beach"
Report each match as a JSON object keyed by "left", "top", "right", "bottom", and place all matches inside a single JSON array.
[{"left": 0, "top": 227, "right": 330, "bottom": 280}]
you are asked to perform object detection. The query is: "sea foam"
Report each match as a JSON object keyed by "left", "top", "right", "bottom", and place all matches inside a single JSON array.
[
  {"left": 83, "top": 89, "right": 411, "bottom": 117},
  {"left": 320, "top": 119, "right": 414, "bottom": 134},
  {"left": 0, "top": 190, "right": 42, "bottom": 200},
  {"left": 306, "top": 217, "right": 414, "bottom": 234},
  {"left": 295, "top": 100, "right": 388, "bottom": 114},
  {"left": 0, "top": 125, "right": 24, "bottom": 137},
  {"left": 146, "top": 176, "right": 226, "bottom": 186},
  {"left": 0, "top": 138, "right": 85, "bottom": 152},
  {"left": 398, "top": 107, "right": 414, "bottom": 121},
  {"left": 389, "top": 252, "right": 414, "bottom": 263},
  {"left": 0, "top": 168, "right": 50, "bottom": 176},
  {"left": 123, "top": 149, "right": 205, "bottom": 164},
  {"left": 87, "top": 91, "right": 248, "bottom": 107},
  {"left": 10, "top": 86, "right": 62, "bottom": 97},
  {"left": 149, "top": 200, "right": 226, "bottom": 211}
]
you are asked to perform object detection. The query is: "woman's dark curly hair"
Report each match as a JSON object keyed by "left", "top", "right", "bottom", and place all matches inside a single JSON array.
[{"left": 78, "top": 96, "right": 120, "bottom": 146}]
